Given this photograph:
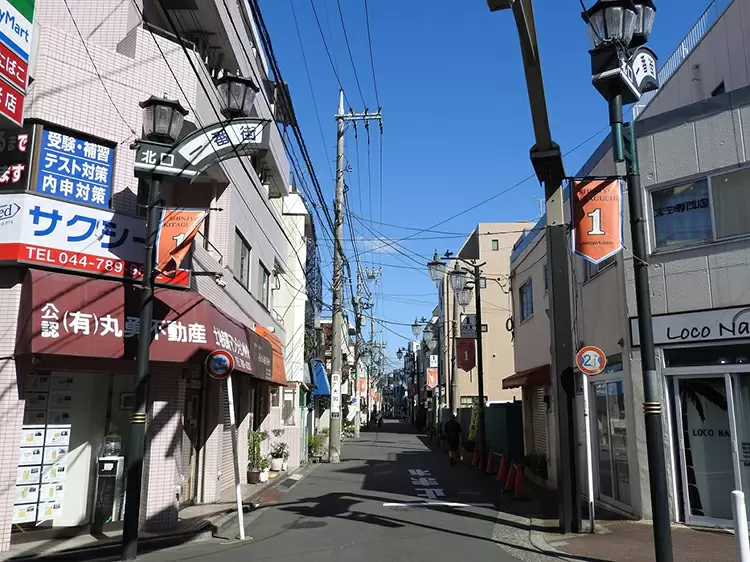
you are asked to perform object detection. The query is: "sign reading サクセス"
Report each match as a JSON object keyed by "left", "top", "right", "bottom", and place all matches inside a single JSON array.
[
  {"left": 36, "top": 129, "right": 114, "bottom": 209},
  {"left": 571, "top": 179, "right": 623, "bottom": 265},
  {"left": 0, "top": 192, "right": 191, "bottom": 287}
]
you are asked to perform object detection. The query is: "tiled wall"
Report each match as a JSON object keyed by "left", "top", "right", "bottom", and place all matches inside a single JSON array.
[{"left": 0, "top": 274, "right": 24, "bottom": 552}]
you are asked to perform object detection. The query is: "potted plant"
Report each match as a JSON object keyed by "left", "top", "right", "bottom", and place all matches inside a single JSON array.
[
  {"left": 308, "top": 434, "right": 323, "bottom": 462},
  {"left": 269, "top": 442, "right": 289, "bottom": 472},
  {"left": 247, "top": 429, "right": 268, "bottom": 484},
  {"left": 259, "top": 458, "right": 270, "bottom": 482}
]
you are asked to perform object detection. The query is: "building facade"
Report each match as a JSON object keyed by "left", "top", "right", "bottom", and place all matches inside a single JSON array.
[
  {"left": 508, "top": 0, "right": 750, "bottom": 524},
  {"left": 0, "top": 0, "right": 311, "bottom": 551}
]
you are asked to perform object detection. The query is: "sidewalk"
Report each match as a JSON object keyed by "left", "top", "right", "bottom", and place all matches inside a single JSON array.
[
  {"left": 1, "top": 465, "right": 314, "bottom": 561},
  {"left": 420, "top": 433, "right": 737, "bottom": 562}
]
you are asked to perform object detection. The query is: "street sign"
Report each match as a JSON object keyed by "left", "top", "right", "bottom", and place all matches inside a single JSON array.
[
  {"left": 576, "top": 346, "right": 607, "bottom": 376},
  {"left": 455, "top": 338, "right": 476, "bottom": 371},
  {"left": 460, "top": 314, "right": 477, "bottom": 338},
  {"left": 571, "top": 178, "right": 623, "bottom": 265},
  {"left": 330, "top": 371, "right": 341, "bottom": 419},
  {"left": 133, "top": 118, "right": 269, "bottom": 179},
  {"left": 205, "top": 350, "right": 235, "bottom": 380},
  {"left": 426, "top": 368, "right": 437, "bottom": 389},
  {"left": 429, "top": 354, "right": 438, "bottom": 368}
]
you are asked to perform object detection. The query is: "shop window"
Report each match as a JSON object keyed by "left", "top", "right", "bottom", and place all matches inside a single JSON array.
[
  {"left": 651, "top": 179, "right": 712, "bottom": 249},
  {"left": 283, "top": 388, "right": 295, "bottom": 426},
  {"left": 519, "top": 278, "right": 533, "bottom": 321},
  {"left": 270, "top": 386, "right": 280, "bottom": 408},
  {"left": 584, "top": 255, "right": 616, "bottom": 281},
  {"left": 233, "top": 230, "right": 251, "bottom": 289},
  {"left": 491, "top": 239, "right": 499, "bottom": 251},
  {"left": 712, "top": 168, "right": 750, "bottom": 239},
  {"left": 259, "top": 262, "right": 270, "bottom": 309}
]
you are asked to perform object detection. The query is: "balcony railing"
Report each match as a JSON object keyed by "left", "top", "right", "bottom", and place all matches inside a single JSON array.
[{"left": 632, "top": 0, "right": 734, "bottom": 120}]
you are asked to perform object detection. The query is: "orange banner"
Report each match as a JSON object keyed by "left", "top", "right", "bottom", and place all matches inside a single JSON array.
[
  {"left": 427, "top": 367, "right": 438, "bottom": 389},
  {"left": 571, "top": 179, "right": 623, "bottom": 265},
  {"left": 155, "top": 208, "right": 208, "bottom": 277},
  {"left": 359, "top": 378, "right": 366, "bottom": 393}
]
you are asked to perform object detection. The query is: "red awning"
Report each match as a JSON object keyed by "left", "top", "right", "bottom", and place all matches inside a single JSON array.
[
  {"left": 502, "top": 364, "right": 551, "bottom": 389},
  {"left": 255, "top": 325, "right": 287, "bottom": 386},
  {"left": 16, "top": 269, "right": 273, "bottom": 378}
]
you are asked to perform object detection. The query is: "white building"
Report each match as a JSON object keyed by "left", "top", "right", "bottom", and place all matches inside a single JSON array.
[
  {"left": 0, "top": 0, "right": 314, "bottom": 551},
  {"left": 508, "top": 0, "right": 750, "bottom": 525}
]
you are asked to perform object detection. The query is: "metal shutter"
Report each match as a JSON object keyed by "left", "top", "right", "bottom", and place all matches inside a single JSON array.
[
  {"left": 218, "top": 383, "right": 234, "bottom": 495},
  {"left": 530, "top": 386, "right": 548, "bottom": 457}
]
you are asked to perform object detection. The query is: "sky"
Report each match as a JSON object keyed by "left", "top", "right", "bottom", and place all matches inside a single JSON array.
[{"left": 260, "top": 0, "right": 715, "bottom": 364}]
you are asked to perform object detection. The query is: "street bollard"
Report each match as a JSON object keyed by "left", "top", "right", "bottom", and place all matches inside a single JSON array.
[{"left": 732, "top": 490, "right": 750, "bottom": 562}]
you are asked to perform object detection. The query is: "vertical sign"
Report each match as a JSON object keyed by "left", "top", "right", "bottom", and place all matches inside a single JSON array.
[
  {"left": 455, "top": 338, "right": 476, "bottom": 371},
  {"left": 359, "top": 378, "right": 366, "bottom": 394},
  {"left": 330, "top": 372, "right": 341, "bottom": 419},
  {"left": 0, "top": 124, "right": 32, "bottom": 188},
  {"left": 571, "top": 178, "right": 623, "bottom": 264},
  {"left": 155, "top": 208, "right": 207, "bottom": 276},
  {"left": 0, "top": 0, "right": 34, "bottom": 126},
  {"left": 36, "top": 129, "right": 114, "bottom": 209},
  {"left": 426, "top": 368, "right": 437, "bottom": 389},
  {"left": 460, "top": 314, "right": 477, "bottom": 338}
]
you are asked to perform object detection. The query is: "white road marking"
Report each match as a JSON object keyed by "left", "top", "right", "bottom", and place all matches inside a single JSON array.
[{"left": 383, "top": 502, "right": 495, "bottom": 508}]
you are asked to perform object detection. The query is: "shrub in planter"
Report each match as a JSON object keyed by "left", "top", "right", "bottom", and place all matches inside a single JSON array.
[
  {"left": 247, "top": 429, "right": 268, "bottom": 483},
  {"left": 308, "top": 434, "right": 323, "bottom": 458},
  {"left": 270, "top": 442, "right": 289, "bottom": 472},
  {"left": 259, "top": 459, "right": 270, "bottom": 482}
]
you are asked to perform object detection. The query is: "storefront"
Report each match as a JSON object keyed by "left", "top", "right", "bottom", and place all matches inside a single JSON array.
[
  {"left": 10, "top": 268, "right": 274, "bottom": 534},
  {"left": 631, "top": 306, "right": 750, "bottom": 526}
]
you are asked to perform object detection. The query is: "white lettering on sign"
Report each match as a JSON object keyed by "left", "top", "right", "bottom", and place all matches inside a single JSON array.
[{"left": 331, "top": 372, "right": 341, "bottom": 415}]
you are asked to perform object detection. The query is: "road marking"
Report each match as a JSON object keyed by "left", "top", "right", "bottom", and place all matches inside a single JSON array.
[{"left": 383, "top": 502, "right": 495, "bottom": 508}]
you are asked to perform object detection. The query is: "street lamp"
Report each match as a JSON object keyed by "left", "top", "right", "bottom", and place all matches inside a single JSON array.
[
  {"left": 411, "top": 318, "right": 422, "bottom": 337},
  {"left": 216, "top": 73, "right": 260, "bottom": 119},
  {"left": 427, "top": 250, "right": 447, "bottom": 282},
  {"left": 123, "top": 95, "right": 188, "bottom": 561},
  {"left": 449, "top": 262, "right": 468, "bottom": 293},
  {"left": 397, "top": 348, "right": 404, "bottom": 360},
  {"left": 584, "top": 2, "right": 670, "bottom": 561},
  {"left": 456, "top": 286, "right": 473, "bottom": 309}
]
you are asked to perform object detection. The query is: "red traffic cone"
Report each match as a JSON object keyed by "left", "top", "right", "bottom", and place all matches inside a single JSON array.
[
  {"left": 504, "top": 463, "right": 517, "bottom": 493},
  {"left": 486, "top": 451, "right": 494, "bottom": 474},
  {"left": 497, "top": 455, "right": 507, "bottom": 483},
  {"left": 513, "top": 465, "right": 528, "bottom": 501},
  {"left": 471, "top": 447, "right": 479, "bottom": 468}
]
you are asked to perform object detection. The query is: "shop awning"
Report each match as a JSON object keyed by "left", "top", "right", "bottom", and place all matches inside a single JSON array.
[
  {"left": 311, "top": 360, "right": 330, "bottom": 396},
  {"left": 16, "top": 269, "right": 273, "bottom": 379},
  {"left": 255, "top": 326, "right": 287, "bottom": 386},
  {"left": 502, "top": 364, "right": 551, "bottom": 389}
]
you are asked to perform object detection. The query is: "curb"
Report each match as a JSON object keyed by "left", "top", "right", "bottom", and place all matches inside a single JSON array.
[{"left": 212, "top": 463, "right": 317, "bottom": 539}]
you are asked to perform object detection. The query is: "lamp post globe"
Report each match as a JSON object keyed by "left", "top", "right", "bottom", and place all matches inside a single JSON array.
[
  {"left": 449, "top": 262, "right": 468, "bottom": 293},
  {"left": 631, "top": 0, "right": 656, "bottom": 47},
  {"left": 583, "top": 0, "right": 638, "bottom": 48},
  {"left": 411, "top": 318, "right": 421, "bottom": 337},
  {"left": 397, "top": 348, "right": 404, "bottom": 360},
  {"left": 139, "top": 95, "right": 188, "bottom": 143},
  {"left": 427, "top": 250, "right": 447, "bottom": 283},
  {"left": 423, "top": 323, "right": 435, "bottom": 345},
  {"left": 456, "top": 286, "right": 473, "bottom": 308},
  {"left": 216, "top": 73, "right": 260, "bottom": 119},
  {"left": 425, "top": 337, "right": 438, "bottom": 353}
]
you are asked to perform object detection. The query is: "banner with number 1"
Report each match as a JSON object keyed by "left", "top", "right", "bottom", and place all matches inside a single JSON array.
[{"left": 570, "top": 178, "right": 623, "bottom": 265}]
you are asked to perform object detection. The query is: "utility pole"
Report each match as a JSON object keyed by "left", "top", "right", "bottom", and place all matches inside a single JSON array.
[
  {"left": 353, "top": 273, "right": 363, "bottom": 438},
  {"left": 330, "top": 90, "right": 382, "bottom": 463},
  {"left": 451, "top": 285, "right": 459, "bottom": 415}
]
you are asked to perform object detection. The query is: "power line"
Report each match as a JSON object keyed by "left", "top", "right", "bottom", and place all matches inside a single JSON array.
[
  {"left": 335, "top": 0, "right": 367, "bottom": 108},
  {"left": 309, "top": 0, "right": 352, "bottom": 108},
  {"left": 363, "top": 0, "right": 381, "bottom": 109}
]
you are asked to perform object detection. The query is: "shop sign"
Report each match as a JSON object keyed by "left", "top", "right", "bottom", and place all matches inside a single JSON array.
[
  {"left": 0, "top": 37, "right": 26, "bottom": 90},
  {"left": 0, "top": 0, "right": 33, "bottom": 62},
  {"left": 0, "top": 124, "right": 32, "bottom": 188},
  {"left": 630, "top": 305, "right": 750, "bottom": 346},
  {"left": 35, "top": 129, "right": 114, "bottom": 209},
  {"left": 0, "top": 192, "right": 190, "bottom": 287},
  {"left": 571, "top": 178, "right": 623, "bottom": 265}
]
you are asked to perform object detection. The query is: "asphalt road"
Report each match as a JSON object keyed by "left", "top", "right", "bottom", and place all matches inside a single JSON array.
[{"left": 138, "top": 420, "right": 554, "bottom": 562}]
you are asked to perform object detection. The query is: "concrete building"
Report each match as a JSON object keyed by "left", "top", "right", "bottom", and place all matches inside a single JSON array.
[
  {"left": 439, "top": 223, "right": 533, "bottom": 409},
  {"left": 507, "top": 0, "right": 750, "bottom": 525},
  {"left": 0, "top": 0, "right": 314, "bottom": 551}
]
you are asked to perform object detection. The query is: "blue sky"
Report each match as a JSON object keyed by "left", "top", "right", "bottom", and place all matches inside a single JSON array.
[{"left": 261, "top": 0, "right": 714, "bottom": 362}]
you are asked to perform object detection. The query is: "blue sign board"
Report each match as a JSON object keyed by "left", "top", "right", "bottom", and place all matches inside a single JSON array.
[{"left": 35, "top": 129, "right": 114, "bottom": 209}]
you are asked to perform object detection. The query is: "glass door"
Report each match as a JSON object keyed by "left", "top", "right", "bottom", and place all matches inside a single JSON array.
[
  {"left": 674, "top": 376, "right": 734, "bottom": 523},
  {"left": 732, "top": 375, "right": 750, "bottom": 519},
  {"left": 593, "top": 381, "right": 631, "bottom": 507}
]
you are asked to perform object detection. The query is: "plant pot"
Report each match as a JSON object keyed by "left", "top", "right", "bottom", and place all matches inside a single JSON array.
[
  {"left": 259, "top": 469, "right": 269, "bottom": 483},
  {"left": 281, "top": 460, "right": 288, "bottom": 471},
  {"left": 247, "top": 468, "right": 261, "bottom": 484},
  {"left": 271, "top": 457, "right": 283, "bottom": 472}
]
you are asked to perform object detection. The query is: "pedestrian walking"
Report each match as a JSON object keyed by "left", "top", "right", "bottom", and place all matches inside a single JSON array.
[{"left": 443, "top": 414, "right": 462, "bottom": 465}]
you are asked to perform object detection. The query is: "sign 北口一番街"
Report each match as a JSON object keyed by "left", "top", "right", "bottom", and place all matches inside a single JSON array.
[
  {"left": 571, "top": 178, "right": 623, "bottom": 265},
  {"left": 35, "top": 129, "right": 114, "bottom": 209}
]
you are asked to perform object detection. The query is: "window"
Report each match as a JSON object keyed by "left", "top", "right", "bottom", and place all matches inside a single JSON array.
[
  {"left": 712, "top": 169, "right": 750, "bottom": 239},
  {"left": 651, "top": 179, "right": 712, "bottom": 249},
  {"left": 233, "top": 230, "right": 251, "bottom": 288},
  {"left": 711, "top": 81, "right": 725, "bottom": 97},
  {"left": 491, "top": 239, "right": 499, "bottom": 251},
  {"left": 519, "top": 278, "right": 533, "bottom": 321},
  {"left": 543, "top": 263, "right": 549, "bottom": 292},
  {"left": 270, "top": 386, "right": 280, "bottom": 408},
  {"left": 584, "top": 255, "right": 616, "bottom": 281},
  {"left": 283, "top": 388, "right": 296, "bottom": 426},
  {"left": 651, "top": 170, "right": 750, "bottom": 250},
  {"left": 259, "top": 262, "right": 271, "bottom": 308}
]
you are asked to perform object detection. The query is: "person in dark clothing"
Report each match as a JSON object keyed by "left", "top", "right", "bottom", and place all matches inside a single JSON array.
[{"left": 443, "top": 414, "right": 462, "bottom": 465}]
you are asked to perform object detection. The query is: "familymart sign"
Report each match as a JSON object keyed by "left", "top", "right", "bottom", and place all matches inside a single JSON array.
[{"left": 0, "top": 0, "right": 32, "bottom": 62}]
